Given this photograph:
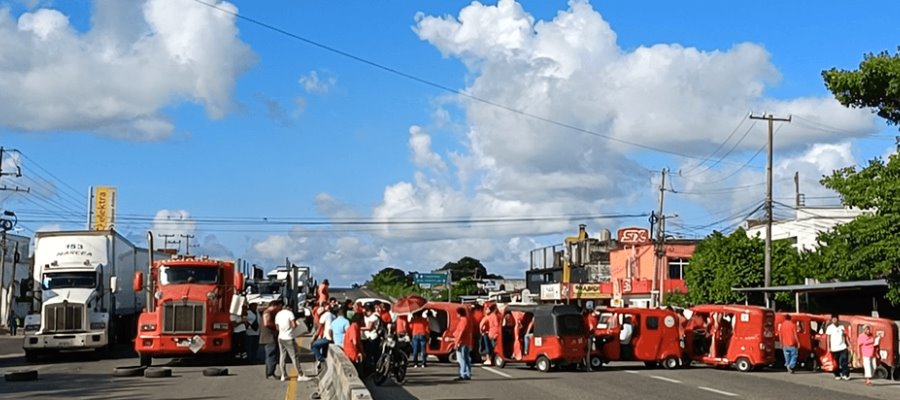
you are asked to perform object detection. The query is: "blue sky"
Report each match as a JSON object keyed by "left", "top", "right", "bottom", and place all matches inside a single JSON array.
[{"left": 1, "top": 0, "right": 898, "bottom": 285}]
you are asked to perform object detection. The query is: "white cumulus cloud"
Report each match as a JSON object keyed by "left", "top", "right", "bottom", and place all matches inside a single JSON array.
[
  {"left": 298, "top": 70, "right": 337, "bottom": 94},
  {"left": 0, "top": 0, "right": 254, "bottom": 140}
]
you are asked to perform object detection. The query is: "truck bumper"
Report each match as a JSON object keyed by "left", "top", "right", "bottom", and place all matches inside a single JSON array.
[
  {"left": 24, "top": 331, "right": 108, "bottom": 350},
  {"left": 135, "top": 331, "right": 232, "bottom": 357}
]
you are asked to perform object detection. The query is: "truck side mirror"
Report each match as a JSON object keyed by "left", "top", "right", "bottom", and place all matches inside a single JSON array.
[
  {"left": 134, "top": 272, "right": 144, "bottom": 292},
  {"left": 110, "top": 276, "right": 118, "bottom": 294},
  {"left": 234, "top": 272, "right": 244, "bottom": 293}
]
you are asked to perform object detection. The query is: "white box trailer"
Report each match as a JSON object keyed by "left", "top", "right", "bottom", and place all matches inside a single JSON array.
[{"left": 23, "top": 230, "right": 160, "bottom": 360}]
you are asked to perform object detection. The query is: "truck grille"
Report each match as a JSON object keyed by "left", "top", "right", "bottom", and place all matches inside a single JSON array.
[
  {"left": 162, "top": 302, "right": 205, "bottom": 333},
  {"left": 45, "top": 304, "right": 84, "bottom": 332}
]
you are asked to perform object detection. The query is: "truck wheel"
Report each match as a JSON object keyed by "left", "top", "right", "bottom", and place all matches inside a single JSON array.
[
  {"left": 139, "top": 354, "right": 152, "bottom": 367},
  {"left": 113, "top": 366, "right": 146, "bottom": 377},
  {"left": 874, "top": 365, "right": 889, "bottom": 380},
  {"left": 5, "top": 370, "right": 38, "bottom": 382},
  {"left": 536, "top": 356, "right": 551, "bottom": 373},
  {"left": 663, "top": 356, "right": 679, "bottom": 370},
  {"left": 589, "top": 356, "right": 603, "bottom": 370},
  {"left": 735, "top": 357, "right": 752, "bottom": 373},
  {"left": 448, "top": 351, "right": 458, "bottom": 364},
  {"left": 202, "top": 367, "right": 229, "bottom": 377},
  {"left": 494, "top": 354, "right": 506, "bottom": 369},
  {"left": 144, "top": 367, "right": 172, "bottom": 378}
]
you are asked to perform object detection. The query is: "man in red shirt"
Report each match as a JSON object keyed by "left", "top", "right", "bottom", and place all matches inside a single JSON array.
[
  {"left": 446, "top": 307, "right": 473, "bottom": 381},
  {"left": 317, "top": 280, "right": 330, "bottom": 306},
  {"left": 343, "top": 314, "right": 364, "bottom": 372},
  {"left": 779, "top": 314, "right": 800, "bottom": 373},
  {"left": 409, "top": 312, "right": 430, "bottom": 368}
]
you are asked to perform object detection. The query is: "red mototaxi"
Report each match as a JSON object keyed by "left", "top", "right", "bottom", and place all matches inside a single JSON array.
[
  {"left": 491, "top": 304, "right": 588, "bottom": 372},
  {"left": 685, "top": 305, "right": 776, "bottom": 372},
  {"left": 590, "top": 307, "right": 687, "bottom": 369}
]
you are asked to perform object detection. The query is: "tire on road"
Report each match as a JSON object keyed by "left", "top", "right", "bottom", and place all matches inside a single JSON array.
[
  {"left": 113, "top": 366, "right": 147, "bottom": 378},
  {"left": 734, "top": 357, "right": 752, "bottom": 373},
  {"left": 874, "top": 365, "right": 889, "bottom": 380},
  {"left": 5, "top": 370, "right": 38, "bottom": 382},
  {"left": 139, "top": 353, "right": 152, "bottom": 367},
  {"left": 663, "top": 356, "right": 680, "bottom": 370},
  {"left": 536, "top": 356, "right": 551, "bottom": 373},
  {"left": 589, "top": 356, "right": 603, "bottom": 370},
  {"left": 144, "top": 367, "right": 173, "bottom": 378},
  {"left": 447, "top": 351, "right": 458, "bottom": 364},
  {"left": 494, "top": 354, "right": 506, "bottom": 369},
  {"left": 203, "top": 367, "right": 229, "bottom": 377}
]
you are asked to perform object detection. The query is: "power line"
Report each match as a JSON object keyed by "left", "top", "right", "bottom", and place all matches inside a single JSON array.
[
  {"left": 189, "top": 0, "right": 758, "bottom": 166},
  {"left": 678, "top": 114, "right": 749, "bottom": 176}
]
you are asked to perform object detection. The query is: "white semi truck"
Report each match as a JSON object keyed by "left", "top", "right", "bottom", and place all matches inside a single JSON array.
[{"left": 23, "top": 230, "right": 157, "bottom": 361}]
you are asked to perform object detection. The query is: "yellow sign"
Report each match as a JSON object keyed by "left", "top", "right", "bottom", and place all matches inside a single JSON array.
[
  {"left": 571, "top": 283, "right": 611, "bottom": 299},
  {"left": 93, "top": 186, "right": 116, "bottom": 230}
]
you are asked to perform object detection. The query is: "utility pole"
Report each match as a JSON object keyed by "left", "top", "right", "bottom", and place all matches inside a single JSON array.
[
  {"left": 158, "top": 234, "right": 175, "bottom": 251},
  {"left": 180, "top": 234, "right": 195, "bottom": 255},
  {"left": 749, "top": 113, "right": 791, "bottom": 309},
  {"left": 0, "top": 148, "right": 29, "bottom": 194},
  {"left": 794, "top": 171, "right": 804, "bottom": 208},
  {"left": 652, "top": 168, "right": 668, "bottom": 308}
]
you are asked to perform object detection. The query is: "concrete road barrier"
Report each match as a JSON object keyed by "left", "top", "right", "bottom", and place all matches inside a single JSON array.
[{"left": 313, "top": 346, "right": 371, "bottom": 400}]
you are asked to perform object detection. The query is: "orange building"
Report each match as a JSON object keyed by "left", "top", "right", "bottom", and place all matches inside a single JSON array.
[{"left": 601, "top": 227, "right": 696, "bottom": 307}]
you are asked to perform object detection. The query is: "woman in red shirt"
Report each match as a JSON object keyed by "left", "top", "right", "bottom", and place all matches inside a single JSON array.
[
  {"left": 410, "top": 312, "right": 430, "bottom": 368},
  {"left": 343, "top": 314, "right": 364, "bottom": 370}
]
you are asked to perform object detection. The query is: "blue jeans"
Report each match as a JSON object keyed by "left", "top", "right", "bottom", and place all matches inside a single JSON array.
[
  {"left": 523, "top": 334, "right": 533, "bottom": 355},
  {"left": 481, "top": 336, "right": 496, "bottom": 358},
  {"left": 782, "top": 346, "right": 798, "bottom": 369},
  {"left": 456, "top": 345, "right": 471, "bottom": 378},
  {"left": 264, "top": 342, "right": 278, "bottom": 377},
  {"left": 311, "top": 338, "right": 330, "bottom": 362},
  {"left": 412, "top": 335, "right": 428, "bottom": 366},
  {"left": 832, "top": 350, "right": 849, "bottom": 378}
]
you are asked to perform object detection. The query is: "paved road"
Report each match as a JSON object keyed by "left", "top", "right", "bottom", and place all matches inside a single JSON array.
[
  {"left": 0, "top": 335, "right": 318, "bottom": 400},
  {"left": 367, "top": 358, "right": 900, "bottom": 400}
]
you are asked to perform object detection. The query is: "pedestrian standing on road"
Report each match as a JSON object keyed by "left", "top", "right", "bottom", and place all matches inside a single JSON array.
[
  {"left": 445, "top": 307, "right": 473, "bottom": 381},
  {"left": 233, "top": 305, "right": 248, "bottom": 359},
  {"left": 276, "top": 302, "right": 312, "bottom": 382},
  {"left": 332, "top": 307, "right": 350, "bottom": 350},
  {"left": 260, "top": 301, "right": 281, "bottom": 379},
  {"left": 311, "top": 303, "right": 335, "bottom": 370},
  {"left": 317, "top": 279, "right": 330, "bottom": 307},
  {"left": 361, "top": 304, "right": 383, "bottom": 373},
  {"left": 779, "top": 314, "right": 799, "bottom": 373},
  {"left": 857, "top": 324, "right": 877, "bottom": 386},
  {"left": 410, "top": 311, "right": 429, "bottom": 368},
  {"left": 619, "top": 316, "right": 634, "bottom": 361},
  {"left": 7, "top": 311, "right": 17, "bottom": 336},
  {"left": 246, "top": 303, "right": 260, "bottom": 362},
  {"left": 825, "top": 314, "right": 850, "bottom": 381}
]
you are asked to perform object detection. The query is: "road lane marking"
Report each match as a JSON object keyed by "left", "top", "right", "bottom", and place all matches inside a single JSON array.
[
  {"left": 624, "top": 370, "right": 640, "bottom": 374},
  {"left": 481, "top": 366, "right": 513, "bottom": 378},
  {"left": 697, "top": 386, "right": 738, "bottom": 397},
  {"left": 285, "top": 338, "right": 305, "bottom": 400},
  {"left": 650, "top": 375, "right": 682, "bottom": 384}
]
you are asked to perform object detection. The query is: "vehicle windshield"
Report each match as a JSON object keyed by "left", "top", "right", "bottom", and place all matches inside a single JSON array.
[
  {"left": 159, "top": 266, "right": 219, "bottom": 285},
  {"left": 247, "top": 281, "right": 284, "bottom": 295},
  {"left": 42, "top": 272, "right": 97, "bottom": 290}
]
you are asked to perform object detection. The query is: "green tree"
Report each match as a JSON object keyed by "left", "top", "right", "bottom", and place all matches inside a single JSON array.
[
  {"left": 438, "top": 256, "right": 503, "bottom": 280},
  {"left": 812, "top": 151, "right": 900, "bottom": 303},
  {"left": 367, "top": 267, "right": 425, "bottom": 299},
  {"left": 684, "top": 228, "right": 803, "bottom": 306},
  {"left": 823, "top": 49, "right": 900, "bottom": 127}
]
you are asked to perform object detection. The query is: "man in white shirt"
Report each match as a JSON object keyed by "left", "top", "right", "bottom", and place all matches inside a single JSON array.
[
  {"left": 311, "top": 303, "right": 334, "bottom": 370},
  {"left": 275, "top": 302, "right": 312, "bottom": 382},
  {"left": 619, "top": 316, "right": 634, "bottom": 361},
  {"left": 825, "top": 314, "right": 850, "bottom": 380}
]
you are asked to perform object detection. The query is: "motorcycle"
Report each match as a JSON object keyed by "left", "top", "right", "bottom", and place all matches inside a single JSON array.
[{"left": 373, "top": 333, "right": 409, "bottom": 386}]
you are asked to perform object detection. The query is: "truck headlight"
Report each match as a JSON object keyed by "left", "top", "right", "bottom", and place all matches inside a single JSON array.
[
  {"left": 141, "top": 324, "right": 157, "bottom": 331},
  {"left": 90, "top": 322, "right": 106, "bottom": 330},
  {"left": 207, "top": 291, "right": 218, "bottom": 300},
  {"left": 25, "top": 324, "right": 40, "bottom": 332},
  {"left": 213, "top": 322, "right": 229, "bottom": 330},
  {"left": 154, "top": 291, "right": 163, "bottom": 300}
]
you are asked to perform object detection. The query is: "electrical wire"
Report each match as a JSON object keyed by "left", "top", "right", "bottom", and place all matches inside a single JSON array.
[{"left": 678, "top": 114, "right": 749, "bottom": 176}]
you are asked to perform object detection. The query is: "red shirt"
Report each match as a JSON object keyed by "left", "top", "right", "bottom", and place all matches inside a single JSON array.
[
  {"left": 343, "top": 322, "right": 362, "bottom": 362},
  {"left": 453, "top": 315, "right": 474, "bottom": 348},
  {"left": 472, "top": 309, "right": 485, "bottom": 331},
  {"left": 779, "top": 320, "right": 799, "bottom": 347},
  {"left": 317, "top": 285, "right": 329, "bottom": 305},
  {"left": 410, "top": 315, "right": 429, "bottom": 336},
  {"left": 380, "top": 311, "right": 391, "bottom": 325},
  {"left": 396, "top": 315, "right": 409, "bottom": 335}
]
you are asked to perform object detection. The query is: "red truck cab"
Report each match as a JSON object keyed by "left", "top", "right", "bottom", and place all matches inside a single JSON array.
[{"left": 134, "top": 256, "right": 243, "bottom": 366}]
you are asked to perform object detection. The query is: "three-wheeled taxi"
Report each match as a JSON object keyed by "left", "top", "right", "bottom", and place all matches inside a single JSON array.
[
  {"left": 492, "top": 304, "right": 588, "bottom": 372},
  {"left": 685, "top": 305, "right": 776, "bottom": 372},
  {"left": 840, "top": 315, "right": 899, "bottom": 380},
  {"left": 774, "top": 312, "right": 829, "bottom": 370},
  {"left": 420, "top": 301, "right": 478, "bottom": 363},
  {"left": 590, "top": 307, "right": 687, "bottom": 370}
]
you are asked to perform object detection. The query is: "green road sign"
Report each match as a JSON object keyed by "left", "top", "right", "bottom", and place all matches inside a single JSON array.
[{"left": 415, "top": 273, "right": 448, "bottom": 284}]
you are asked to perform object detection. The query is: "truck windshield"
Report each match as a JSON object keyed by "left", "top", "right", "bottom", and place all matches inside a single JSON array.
[
  {"left": 159, "top": 266, "right": 219, "bottom": 285},
  {"left": 42, "top": 272, "right": 97, "bottom": 289},
  {"left": 247, "top": 282, "right": 283, "bottom": 295}
]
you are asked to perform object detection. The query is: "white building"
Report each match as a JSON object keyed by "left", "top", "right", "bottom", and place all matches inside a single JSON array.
[{"left": 744, "top": 206, "right": 869, "bottom": 250}]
